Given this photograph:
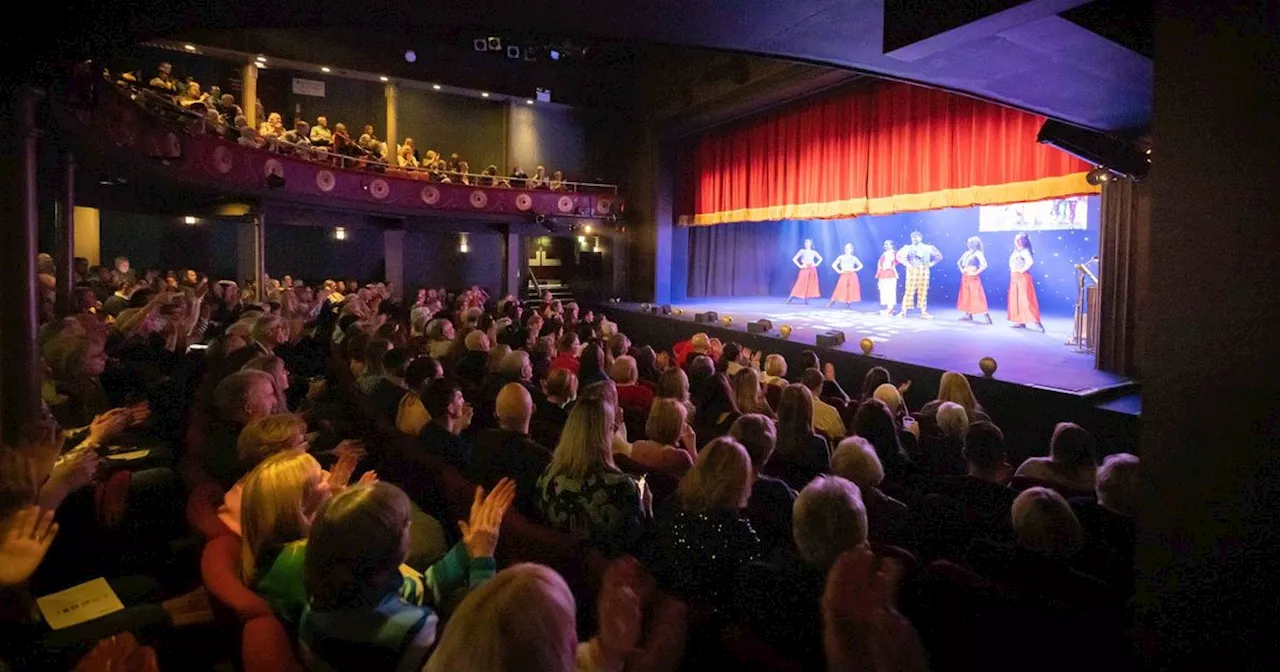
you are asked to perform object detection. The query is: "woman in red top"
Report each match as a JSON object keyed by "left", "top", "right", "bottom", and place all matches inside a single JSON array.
[{"left": 875, "top": 240, "right": 900, "bottom": 316}]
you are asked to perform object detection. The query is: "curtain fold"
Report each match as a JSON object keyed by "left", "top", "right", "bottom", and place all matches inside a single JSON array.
[
  {"left": 1096, "top": 179, "right": 1149, "bottom": 377},
  {"left": 690, "top": 81, "right": 1098, "bottom": 226}
]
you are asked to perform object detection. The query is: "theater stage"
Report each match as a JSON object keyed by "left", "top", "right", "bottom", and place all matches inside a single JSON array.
[{"left": 608, "top": 298, "right": 1133, "bottom": 399}]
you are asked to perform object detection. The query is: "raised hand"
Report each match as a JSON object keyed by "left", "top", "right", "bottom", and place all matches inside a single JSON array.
[
  {"left": 824, "top": 362, "right": 837, "bottom": 382},
  {"left": 0, "top": 506, "right": 59, "bottom": 587},
  {"left": 459, "top": 478, "right": 516, "bottom": 559},
  {"left": 357, "top": 470, "right": 379, "bottom": 486},
  {"left": 324, "top": 442, "right": 362, "bottom": 490},
  {"left": 87, "top": 409, "right": 129, "bottom": 445},
  {"left": 822, "top": 548, "right": 928, "bottom": 672},
  {"left": 38, "top": 451, "right": 100, "bottom": 511}
]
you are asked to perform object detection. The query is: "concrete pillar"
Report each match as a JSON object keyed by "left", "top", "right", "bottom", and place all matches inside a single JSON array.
[
  {"left": 504, "top": 229, "right": 523, "bottom": 300},
  {"left": 0, "top": 89, "right": 44, "bottom": 443},
  {"left": 383, "top": 228, "right": 405, "bottom": 298},
  {"left": 242, "top": 62, "right": 259, "bottom": 128},
  {"left": 384, "top": 83, "right": 398, "bottom": 163},
  {"left": 254, "top": 214, "right": 266, "bottom": 296},
  {"left": 55, "top": 151, "right": 76, "bottom": 314},
  {"left": 74, "top": 206, "right": 100, "bottom": 265}
]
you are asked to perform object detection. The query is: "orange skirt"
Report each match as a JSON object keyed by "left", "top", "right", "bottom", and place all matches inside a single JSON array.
[
  {"left": 790, "top": 267, "right": 821, "bottom": 298},
  {"left": 956, "top": 274, "right": 988, "bottom": 313},
  {"left": 1007, "top": 271, "right": 1041, "bottom": 323},
  {"left": 830, "top": 272, "right": 861, "bottom": 302}
]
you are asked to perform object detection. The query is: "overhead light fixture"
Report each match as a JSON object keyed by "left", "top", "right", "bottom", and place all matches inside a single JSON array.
[
  {"left": 473, "top": 38, "right": 488, "bottom": 52},
  {"left": 487, "top": 37, "right": 502, "bottom": 51},
  {"left": 255, "top": 56, "right": 267, "bottom": 63},
  {"left": 334, "top": 227, "right": 348, "bottom": 241},
  {"left": 183, "top": 44, "right": 196, "bottom": 52},
  {"left": 321, "top": 66, "right": 331, "bottom": 73},
  {"left": 379, "top": 76, "right": 389, "bottom": 82},
  {"left": 506, "top": 45, "right": 521, "bottom": 59},
  {"left": 458, "top": 233, "right": 470, "bottom": 254},
  {"left": 584, "top": 224, "right": 593, "bottom": 234},
  {"left": 481, "top": 92, "right": 490, "bottom": 98},
  {"left": 525, "top": 99, "right": 534, "bottom": 105},
  {"left": 183, "top": 216, "right": 197, "bottom": 225},
  {"left": 549, "top": 50, "right": 561, "bottom": 61},
  {"left": 432, "top": 84, "right": 441, "bottom": 90},
  {"left": 404, "top": 50, "right": 417, "bottom": 63}
]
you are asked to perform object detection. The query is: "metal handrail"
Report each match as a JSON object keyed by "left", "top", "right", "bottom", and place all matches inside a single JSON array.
[
  {"left": 114, "top": 76, "right": 620, "bottom": 194},
  {"left": 527, "top": 265, "right": 544, "bottom": 296}
]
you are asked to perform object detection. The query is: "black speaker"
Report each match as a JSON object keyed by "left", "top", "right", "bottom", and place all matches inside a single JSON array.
[
  {"left": 816, "top": 330, "right": 847, "bottom": 348},
  {"left": 747, "top": 319, "right": 772, "bottom": 334},
  {"left": 661, "top": 305, "right": 673, "bottom": 315},
  {"left": 694, "top": 311, "right": 718, "bottom": 324},
  {"left": 1037, "top": 119, "right": 1149, "bottom": 180},
  {"left": 647, "top": 305, "right": 661, "bottom": 315}
]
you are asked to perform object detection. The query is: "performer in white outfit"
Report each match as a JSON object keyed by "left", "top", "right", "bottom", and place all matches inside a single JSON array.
[
  {"left": 875, "top": 240, "right": 900, "bottom": 316},
  {"left": 786, "top": 239, "right": 824, "bottom": 304}
]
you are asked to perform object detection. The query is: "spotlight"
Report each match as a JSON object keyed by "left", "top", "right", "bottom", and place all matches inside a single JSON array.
[
  {"left": 550, "top": 49, "right": 561, "bottom": 60},
  {"left": 506, "top": 45, "right": 521, "bottom": 59},
  {"left": 584, "top": 224, "right": 593, "bottom": 234},
  {"left": 183, "top": 216, "right": 197, "bottom": 225},
  {"left": 474, "top": 38, "right": 488, "bottom": 52},
  {"left": 525, "top": 99, "right": 534, "bottom": 105},
  {"left": 404, "top": 50, "right": 417, "bottom": 63},
  {"left": 183, "top": 44, "right": 196, "bottom": 52},
  {"left": 379, "top": 76, "right": 389, "bottom": 82},
  {"left": 481, "top": 92, "right": 490, "bottom": 98},
  {"left": 524, "top": 46, "right": 539, "bottom": 62},
  {"left": 487, "top": 37, "right": 502, "bottom": 51},
  {"left": 432, "top": 84, "right": 441, "bottom": 90},
  {"left": 458, "top": 232, "right": 470, "bottom": 254},
  {"left": 334, "top": 227, "right": 348, "bottom": 241},
  {"left": 255, "top": 56, "right": 267, "bottom": 63},
  {"left": 321, "top": 66, "right": 331, "bottom": 73}
]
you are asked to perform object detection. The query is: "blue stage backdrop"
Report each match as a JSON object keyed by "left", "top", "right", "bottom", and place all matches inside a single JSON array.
[{"left": 685, "top": 195, "right": 1100, "bottom": 316}]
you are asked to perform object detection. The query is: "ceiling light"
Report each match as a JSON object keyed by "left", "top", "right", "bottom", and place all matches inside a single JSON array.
[
  {"left": 432, "top": 84, "right": 441, "bottom": 90},
  {"left": 321, "top": 66, "right": 331, "bottom": 73},
  {"left": 184, "top": 216, "right": 197, "bottom": 225},
  {"left": 334, "top": 227, "right": 348, "bottom": 241},
  {"left": 404, "top": 50, "right": 417, "bottom": 63},
  {"left": 183, "top": 44, "right": 196, "bottom": 51},
  {"left": 525, "top": 99, "right": 534, "bottom": 105},
  {"left": 379, "top": 76, "right": 389, "bottom": 82},
  {"left": 256, "top": 56, "right": 267, "bottom": 63},
  {"left": 481, "top": 92, "right": 490, "bottom": 98},
  {"left": 583, "top": 224, "right": 593, "bottom": 234}
]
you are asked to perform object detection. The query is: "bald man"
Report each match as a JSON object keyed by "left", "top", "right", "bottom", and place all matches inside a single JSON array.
[{"left": 469, "top": 383, "right": 552, "bottom": 516}]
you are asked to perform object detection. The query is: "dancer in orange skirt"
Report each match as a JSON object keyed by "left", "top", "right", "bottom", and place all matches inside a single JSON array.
[
  {"left": 956, "top": 236, "right": 992, "bottom": 324},
  {"left": 827, "top": 242, "right": 864, "bottom": 309},
  {"left": 786, "top": 238, "right": 823, "bottom": 304},
  {"left": 1007, "top": 232, "right": 1045, "bottom": 332}
]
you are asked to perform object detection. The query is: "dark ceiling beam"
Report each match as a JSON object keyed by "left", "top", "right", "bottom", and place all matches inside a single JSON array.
[{"left": 883, "top": 0, "right": 1094, "bottom": 62}]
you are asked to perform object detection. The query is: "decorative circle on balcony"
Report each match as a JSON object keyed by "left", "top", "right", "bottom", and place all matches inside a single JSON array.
[
  {"left": 420, "top": 185, "right": 441, "bottom": 205},
  {"left": 557, "top": 195, "right": 575, "bottom": 214},
  {"left": 263, "top": 158, "right": 284, "bottom": 180},
  {"left": 369, "top": 178, "right": 391, "bottom": 200},
  {"left": 212, "top": 146, "right": 234, "bottom": 174},
  {"left": 106, "top": 105, "right": 139, "bottom": 148},
  {"left": 470, "top": 190, "right": 489, "bottom": 209},
  {"left": 515, "top": 193, "right": 533, "bottom": 211},
  {"left": 595, "top": 197, "right": 614, "bottom": 215},
  {"left": 316, "top": 170, "right": 336, "bottom": 192}
]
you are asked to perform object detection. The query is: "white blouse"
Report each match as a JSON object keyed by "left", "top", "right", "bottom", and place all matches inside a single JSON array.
[
  {"left": 833, "top": 253, "right": 862, "bottom": 273},
  {"left": 795, "top": 249, "right": 822, "bottom": 267},
  {"left": 1009, "top": 249, "right": 1034, "bottom": 272}
]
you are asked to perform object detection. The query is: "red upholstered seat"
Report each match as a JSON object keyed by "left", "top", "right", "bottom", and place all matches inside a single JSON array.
[{"left": 200, "top": 535, "right": 300, "bottom": 672}]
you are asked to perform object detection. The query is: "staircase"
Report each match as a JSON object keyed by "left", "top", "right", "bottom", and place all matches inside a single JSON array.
[{"left": 526, "top": 269, "right": 575, "bottom": 308}]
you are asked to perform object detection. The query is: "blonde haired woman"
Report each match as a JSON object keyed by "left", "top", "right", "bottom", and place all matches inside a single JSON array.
[
  {"left": 656, "top": 367, "right": 694, "bottom": 416},
  {"left": 760, "top": 354, "right": 788, "bottom": 387},
  {"left": 628, "top": 398, "right": 697, "bottom": 479},
  {"left": 240, "top": 451, "right": 331, "bottom": 628},
  {"left": 651, "top": 437, "right": 761, "bottom": 611},
  {"left": 217, "top": 413, "right": 308, "bottom": 535},
  {"left": 536, "top": 398, "right": 649, "bottom": 556},
  {"left": 732, "top": 367, "right": 775, "bottom": 419},
  {"left": 920, "top": 370, "right": 988, "bottom": 421}
]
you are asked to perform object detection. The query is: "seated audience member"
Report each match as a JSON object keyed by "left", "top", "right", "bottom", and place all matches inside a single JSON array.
[
  {"left": 199, "top": 370, "right": 279, "bottom": 488},
  {"left": 686, "top": 355, "right": 716, "bottom": 403},
  {"left": 454, "top": 330, "right": 491, "bottom": 389},
  {"left": 425, "top": 318, "right": 456, "bottom": 359},
  {"left": 308, "top": 115, "right": 332, "bottom": 145},
  {"left": 532, "top": 368, "right": 577, "bottom": 449},
  {"left": 657, "top": 367, "right": 694, "bottom": 416},
  {"left": 802, "top": 367, "right": 847, "bottom": 440},
  {"left": 915, "top": 401, "right": 969, "bottom": 476},
  {"left": 733, "top": 367, "right": 775, "bottom": 418},
  {"left": 715, "top": 342, "right": 745, "bottom": 376},
  {"left": 576, "top": 343, "right": 609, "bottom": 387},
  {"left": 612, "top": 355, "right": 654, "bottom": 413},
  {"left": 577, "top": 379, "right": 633, "bottom": 458},
  {"left": 628, "top": 398, "right": 696, "bottom": 479},
  {"left": 177, "top": 80, "right": 209, "bottom": 107},
  {"left": 730, "top": 413, "right": 797, "bottom": 553},
  {"left": 456, "top": 160, "right": 472, "bottom": 185},
  {"left": 1011, "top": 486, "right": 1086, "bottom": 561},
  {"left": 417, "top": 379, "right": 474, "bottom": 472},
  {"left": 281, "top": 119, "right": 312, "bottom": 153},
  {"left": 395, "top": 355, "right": 442, "bottom": 436},
  {"left": 258, "top": 112, "right": 285, "bottom": 140},
  {"left": 536, "top": 397, "right": 648, "bottom": 557},
  {"left": 548, "top": 169, "right": 566, "bottom": 192},
  {"left": 633, "top": 345, "right": 661, "bottom": 384},
  {"left": 235, "top": 116, "right": 263, "bottom": 148},
  {"left": 734, "top": 475, "right": 868, "bottom": 667},
  {"left": 763, "top": 384, "right": 831, "bottom": 491},
  {"left": 859, "top": 366, "right": 892, "bottom": 402},
  {"left": 850, "top": 398, "right": 920, "bottom": 504},
  {"left": 356, "top": 338, "right": 393, "bottom": 395},
  {"left": 929, "top": 420, "right": 1017, "bottom": 539},
  {"left": 832, "top": 436, "right": 912, "bottom": 550},
  {"left": 240, "top": 451, "right": 333, "bottom": 629},
  {"left": 300, "top": 481, "right": 514, "bottom": 671},
  {"left": 873, "top": 382, "right": 912, "bottom": 425},
  {"left": 397, "top": 142, "right": 419, "bottom": 168},
  {"left": 218, "top": 414, "right": 323, "bottom": 535},
  {"left": 510, "top": 165, "right": 529, "bottom": 187},
  {"left": 551, "top": 331, "right": 582, "bottom": 374},
  {"left": 920, "top": 370, "right": 989, "bottom": 422},
  {"left": 149, "top": 61, "right": 179, "bottom": 93},
  {"left": 760, "top": 354, "right": 788, "bottom": 387},
  {"left": 691, "top": 372, "right": 742, "bottom": 447},
  {"left": 1014, "top": 422, "right": 1099, "bottom": 493},
  {"left": 650, "top": 437, "right": 762, "bottom": 613},
  {"left": 242, "top": 354, "right": 292, "bottom": 414},
  {"left": 675, "top": 332, "right": 712, "bottom": 369},
  {"left": 796, "top": 351, "right": 850, "bottom": 401},
  {"left": 367, "top": 348, "right": 415, "bottom": 427},
  {"left": 470, "top": 383, "right": 553, "bottom": 517},
  {"left": 1071, "top": 453, "right": 1139, "bottom": 595}
]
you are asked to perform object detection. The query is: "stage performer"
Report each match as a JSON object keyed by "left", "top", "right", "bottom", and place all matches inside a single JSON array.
[
  {"left": 896, "top": 231, "right": 943, "bottom": 319},
  {"left": 786, "top": 239, "right": 823, "bottom": 304},
  {"left": 827, "top": 243, "right": 864, "bottom": 308},
  {"left": 1007, "top": 232, "right": 1045, "bottom": 332},
  {"left": 956, "top": 236, "right": 992, "bottom": 324},
  {"left": 875, "top": 240, "right": 900, "bottom": 316}
]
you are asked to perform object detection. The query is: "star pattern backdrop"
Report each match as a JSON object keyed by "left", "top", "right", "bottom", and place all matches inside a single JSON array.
[{"left": 686, "top": 195, "right": 1100, "bottom": 316}]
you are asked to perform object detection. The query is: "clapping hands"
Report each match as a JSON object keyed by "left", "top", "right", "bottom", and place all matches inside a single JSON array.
[
  {"left": 459, "top": 478, "right": 516, "bottom": 559},
  {"left": 822, "top": 548, "right": 927, "bottom": 672},
  {"left": 0, "top": 506, "right": 58, "bottom": 587}
]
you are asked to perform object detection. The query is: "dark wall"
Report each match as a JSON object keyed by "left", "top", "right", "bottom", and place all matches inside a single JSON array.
[
  {"left": 99, "top": 211, "right": 240, "bottom": 281},
  {"left": 273, "top": 74, "right": 387, "bottom": 136},
  {"left": 265, "top": 225, "right": 385, "bottom": 285},
  {"left": 399, "top": 88, "right": 506, "bottom": 171},
  {"left": 401, "top": 228, "right": 503, "bottom": 297},
  {"left": 508, "top": 104, "right": 621, "bottom": 183}
]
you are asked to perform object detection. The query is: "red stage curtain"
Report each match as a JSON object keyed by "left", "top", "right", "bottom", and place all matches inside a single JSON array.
[{"left": 690, "top": 81, "right": 1097, "bottom": 226}]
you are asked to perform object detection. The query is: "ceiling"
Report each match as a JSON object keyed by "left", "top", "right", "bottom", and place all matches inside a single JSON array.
[{"left": 21, "top": 0, "right": 1152, "bottom": 132}]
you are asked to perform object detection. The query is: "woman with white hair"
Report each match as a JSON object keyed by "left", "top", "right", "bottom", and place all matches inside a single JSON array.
[
  {"left": 760, "top": 354, "right": 789, "bottom": 387},
  {"left": 650, "top": 437, "right": 761, "bottom": 613},
  {"left": 535, "top": 398, "right": 649, "bottom": 556},
  {"left": 832, "top": 436, "right": 912, "bottom": 549}
]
